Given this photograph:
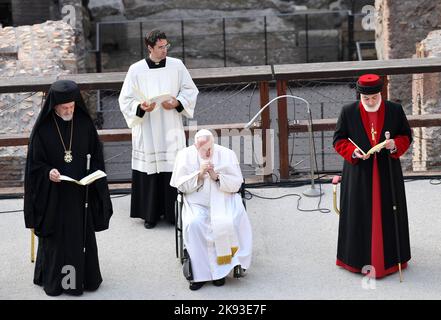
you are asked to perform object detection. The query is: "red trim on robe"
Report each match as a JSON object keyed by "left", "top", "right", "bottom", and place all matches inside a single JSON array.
[
  {"left": 336, "top": 259, "right": 408, "bottom": 279},
  {"left": 390, "top": 135, "right": 410, "bottom": 159},
  {"left": 371, "top": 152, "right": 385, "bottom": 275},
  {"left": 334, "top": 139, "right": 359, "bottom": 165},
  {"left": 359, "top": 101, "right": 393, "bottom": 278}
]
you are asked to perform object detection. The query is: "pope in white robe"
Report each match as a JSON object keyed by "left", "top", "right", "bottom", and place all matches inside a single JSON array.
[
  {"left": 170, "top": 129, "right": 253, "bottom": 289},
  {"left": 118, "top": 30, "right": 199, "bottom": 228}
]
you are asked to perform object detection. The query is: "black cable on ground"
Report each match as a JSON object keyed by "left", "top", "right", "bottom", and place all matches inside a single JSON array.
[
  {"left": 0, "top": 209, "right": 23, "bottom": 214},
  {"left": 244, "top": 189, "right": 330, "bottom": 213}
]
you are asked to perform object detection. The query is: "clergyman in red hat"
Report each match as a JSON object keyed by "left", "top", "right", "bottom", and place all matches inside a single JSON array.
[{"left": 333, "top": 74, "right": 412, "bottom": 280}]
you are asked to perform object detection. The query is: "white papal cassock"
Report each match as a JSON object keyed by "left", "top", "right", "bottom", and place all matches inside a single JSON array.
[
  {"left": 119, "top": 57, "right": 198, "bottom": 174},
  {"left": 170, "top": 143, "right": 253, "bottom": 282}
]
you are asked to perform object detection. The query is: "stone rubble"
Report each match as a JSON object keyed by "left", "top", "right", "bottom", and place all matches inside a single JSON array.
[{"left": 0, "top": 20, "right": 78, "bottom": 187}]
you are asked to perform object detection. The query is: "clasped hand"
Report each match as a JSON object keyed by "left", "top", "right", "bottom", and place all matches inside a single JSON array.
[
  {"left": 161, "top": 97, "right": 179, "bottom": 110},
  {"left": 199, "top": 162, "right": 218, "bottom": 181},
  {"left": 140, "top": 101, "right": 156, "bottom": 112}
]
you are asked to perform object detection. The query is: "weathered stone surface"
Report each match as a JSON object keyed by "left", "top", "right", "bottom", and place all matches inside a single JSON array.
[
  {"left": 92, "top": 0, "right": 373, "bottom": 70},
  {"left": 375, "top": 0, "right": 441, "bottom": 171},
  {"left": 376, "top": 0, "right": 441, "bottom": 111},
  {"left": 59, "top": 0, "right": 93, "bottom": 73},
  {"left": 412, "top": 30, "right": 441, "bottom": 171},
  {"left": 0, "top": 20, "right": 79, "bottom": 185},
  {"left": 89, "top": 0, "right": 124, "bottom": 17},
  {"left": 0, "top": 155, "right": 27, "bottom": 187}
]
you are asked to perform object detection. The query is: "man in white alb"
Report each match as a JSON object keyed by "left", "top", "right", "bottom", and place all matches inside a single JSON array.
[
  {"left": 170, "top": 129, "right": 252, "bottom": 290},
  {"left": 119, "top": 29, "right": 199, "bottom": 229}
]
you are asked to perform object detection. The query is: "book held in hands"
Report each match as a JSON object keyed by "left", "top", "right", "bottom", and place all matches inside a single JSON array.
[
  {"left": 132, "top": 86, "right": 173, "bottom": 111},
  {"left": 59, "top": 170, "right": 107, "bottom": 186},
  {"left": 348, "top": 138, "right": 388, "bottom": 156}
]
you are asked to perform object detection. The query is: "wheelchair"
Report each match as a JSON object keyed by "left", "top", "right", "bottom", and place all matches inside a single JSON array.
[{"left": 175, "top": 182, "right": 247, "bottom": 278}]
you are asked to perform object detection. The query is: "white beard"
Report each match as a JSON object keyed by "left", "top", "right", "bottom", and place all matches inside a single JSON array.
[
  {"left": 55, "top": 111, "right": 73, "bottom": 121},
  {"left": 361, "top": 96, "right": 382, "bottom": 112},
  {"left": 60, "top": 115, "right": 73, "bottom": 121}
]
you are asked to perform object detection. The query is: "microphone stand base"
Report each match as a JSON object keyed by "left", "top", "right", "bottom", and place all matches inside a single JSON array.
[{"left": 303, "top": 187, "right": 324, "bottom": 197}]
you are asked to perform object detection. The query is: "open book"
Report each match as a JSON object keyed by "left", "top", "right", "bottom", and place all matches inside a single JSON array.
[
  {"left": 59, "top": 170, "right": 107, "bottom": 186},
  {"left": 132, "top": 86, "right": 173, "bottom": 111},
  {"left": 348, "top": 138, "right": 387, "bottom": 156}
]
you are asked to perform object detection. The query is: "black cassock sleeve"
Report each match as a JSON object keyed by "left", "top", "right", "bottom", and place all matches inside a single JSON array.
[{"left": 23, "top": 132, "right": 59, "bottom": 237}]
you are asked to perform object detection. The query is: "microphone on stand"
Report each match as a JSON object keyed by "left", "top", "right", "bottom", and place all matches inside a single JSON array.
[{"left": 245, "top": 95, "right": 323, "bottom": 197}]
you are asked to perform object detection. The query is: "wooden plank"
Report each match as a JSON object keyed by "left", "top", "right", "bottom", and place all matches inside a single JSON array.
[
  {"left": 288, "top": 114, "right": 441, "bottom": 133},
  {"left": 0, "top": 66, "right": 273, "bottom": 93},
  {"left": 274, "top": 57, "right": 441, "bottom": 81},
  {"left": 276, "top": 80, "right": 289, "bottom": 179},
  {"left": 259, "top": 81, "right": 272, "bottom": 181},
  {"left": 289, "top": 118, "right": 337, "bottom": 132},
  {"left": 58, "top": 72, "right": 127, "bottom": 90},
  {"left": 2, "top": 113, "right": 441, "bottom": 147},
  {"left": 189, "top": 65, "right": 273, "bottom": 85},
  {"left": 0, "top": 123, "right": 260, "bottom": 147},
  {"left": 0, "top": 75, "right": 57, "bottom": 93},
  {"left": 408, "top": 114, "right": 441, "bottom": 127},
  {"left": 98, "top": 128, "right": 132, "bottom": 142},
  {"left": 0, "top": 133, "right": 30, "bottom": 147},
  {"left": 3, "top": 57, "right": 441, "bottom": 93}
]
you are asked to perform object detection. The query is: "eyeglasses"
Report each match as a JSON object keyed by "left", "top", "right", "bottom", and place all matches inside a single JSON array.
[{"left": 157, "top": 43, "right": 171, "bottom": 50}]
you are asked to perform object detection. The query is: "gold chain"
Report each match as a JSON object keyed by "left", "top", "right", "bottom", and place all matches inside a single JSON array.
[{"left": 52, "top": 112, "right": 74, "bottom": 163}]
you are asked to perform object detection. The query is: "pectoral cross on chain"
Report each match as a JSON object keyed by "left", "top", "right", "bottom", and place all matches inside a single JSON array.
[{"left": 371, "top": 123, "right": 377, "bottom": 142}]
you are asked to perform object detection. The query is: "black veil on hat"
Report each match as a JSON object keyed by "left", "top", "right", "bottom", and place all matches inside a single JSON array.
[{"left": 31, "top": 80, "right": 91, "bottom": 136}]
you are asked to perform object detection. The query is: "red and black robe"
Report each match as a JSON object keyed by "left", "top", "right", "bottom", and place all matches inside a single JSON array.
[{"left": 333, "top": 100, "right": 412, "bottom": 278}]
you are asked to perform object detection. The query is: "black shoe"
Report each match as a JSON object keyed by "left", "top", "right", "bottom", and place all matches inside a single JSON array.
[
  {"left": 212, "top": 277, "right": 225, "bottom": 287},
  {"left": 189, "top": 281, "right": 205, "bottom": 291},
  {"left": 144, "top": 221, "right": 157, "bottom": 229}
]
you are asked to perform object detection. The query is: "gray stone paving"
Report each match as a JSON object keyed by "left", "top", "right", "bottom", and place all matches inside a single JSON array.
[{"left": 1, "top": 179, "right": 441, "bottom": 300}]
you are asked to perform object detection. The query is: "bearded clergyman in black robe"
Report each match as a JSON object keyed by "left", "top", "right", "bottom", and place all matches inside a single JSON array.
[
  {"left": 24, "top": 80, "right": 113, "bottom": 296},
  {"left": 333, "top": 74, "right": 412, "bottom": 279}
]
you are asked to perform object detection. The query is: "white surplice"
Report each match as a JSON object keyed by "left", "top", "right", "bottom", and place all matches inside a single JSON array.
[
  {"left": 118, "top": 57, "right": 198, "bottom": 174},
  {"left": 170, "top": 144, "right": 253, "bottom": 282}
]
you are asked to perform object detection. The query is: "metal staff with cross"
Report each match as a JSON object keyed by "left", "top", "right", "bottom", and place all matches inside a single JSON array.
[{"left": 385, "top": 131, "right": 403, "bottom": 282}]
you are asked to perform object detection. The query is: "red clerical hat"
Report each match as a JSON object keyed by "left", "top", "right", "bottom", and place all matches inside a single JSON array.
[{"left": 356, "top": 74, "right": 383, "bottom": 95}]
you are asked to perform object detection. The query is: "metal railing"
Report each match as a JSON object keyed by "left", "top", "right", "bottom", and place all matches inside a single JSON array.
[{"left": 2, "top": 57, "right": 441, "bottom": 184}]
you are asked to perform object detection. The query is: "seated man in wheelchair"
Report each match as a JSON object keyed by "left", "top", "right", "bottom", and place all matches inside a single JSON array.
[{"left": 170, "top": 129, "right": 252, "bottom": 291}]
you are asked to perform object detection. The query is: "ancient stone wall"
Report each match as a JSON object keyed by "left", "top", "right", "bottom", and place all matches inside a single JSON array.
[
  {"left": 0, "top": 20, "right": 78, "bottom": 187},
  {"left": 375, "top": 0, "right": 441, "bottom": 170},
  {"left": 90, "top": 0, "right": 374, "bottom": 70},
  {"left": 375, "top": 0, "right": 441, "bottom": 113},
  {"left": 412, "top": 30, "right": 441, "bottom": 171}
]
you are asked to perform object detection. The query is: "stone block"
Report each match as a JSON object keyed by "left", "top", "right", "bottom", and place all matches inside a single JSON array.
[{"left": 412, "top": 29, "right": 441, "bottom": 171}]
